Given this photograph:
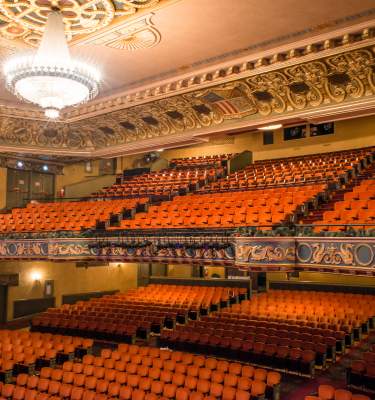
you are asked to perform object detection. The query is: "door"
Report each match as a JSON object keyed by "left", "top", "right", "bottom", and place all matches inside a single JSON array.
[{"left": 0, "top": 286, "right": 8, "bottom": 324}]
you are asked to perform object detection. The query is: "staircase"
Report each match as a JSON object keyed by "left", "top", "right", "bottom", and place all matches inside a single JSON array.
[{"left": 300, "top": 163, "right": 375, "bottom": 224}]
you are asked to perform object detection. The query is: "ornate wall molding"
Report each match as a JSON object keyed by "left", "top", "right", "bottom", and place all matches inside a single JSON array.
[
  {"left": 235, "top": 237, "right": 296, "bottom": 271},
  {"left": 1, "top": 37, "right": 375, "bottom": 156},
  {"left": 64, "top": 22, "right": 375, "bottom": 121},
  {"left": 1, "top": 235, "right": 374, "bottom": 276},
  {"left": 295, "top": 238, "right": 375, "bottom": 273},
  {"left": 0, "top": 236, "right": 235, "bottom": 266}
]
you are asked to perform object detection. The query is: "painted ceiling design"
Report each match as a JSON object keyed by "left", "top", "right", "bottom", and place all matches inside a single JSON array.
[
  {"left": 1, "top": 43, "right": 375, "bottom": 155},
  {"left": 0, "top": 0, "right": 168, "bottom": 47}
]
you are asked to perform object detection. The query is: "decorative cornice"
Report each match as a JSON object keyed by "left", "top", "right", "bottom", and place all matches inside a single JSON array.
[
  {"left": 0, "top": 236, "right": 374, "bottom": 276},
  {"left": 1, "top": 20, "right": 375, "bottom": 124},
  {"left": 1, "top": 30, "right": 375, "bottom": 157},
  {"left": 63, "top": 21, "right": 375, "bottom": 122}
]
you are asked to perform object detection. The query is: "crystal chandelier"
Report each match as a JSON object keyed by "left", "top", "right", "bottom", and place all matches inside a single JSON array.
[{"left": 3, "top": 9, "right": 100, "bottom": 119}]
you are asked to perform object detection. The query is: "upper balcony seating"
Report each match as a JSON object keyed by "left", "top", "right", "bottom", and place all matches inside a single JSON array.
[
  {"left": 169, "top": 154, "right": 237, "bottom": 168},
  {"left": 96, "top": 167, "right": 224, "bottom": 199},
  {"left": 112, "top": 184, "right": 326, "bottom": 230},
  {"left": 32, "top": 285, "right": 244, "bottom": 343},
  {"left": 313, "top": 178, "right": 375, "bottom": 231},
  {"left": 0, "top": 198, "right": 148, "bottom": 233},
  {"left": 200, "top": 147, "right": 374, "bottom": 193}
]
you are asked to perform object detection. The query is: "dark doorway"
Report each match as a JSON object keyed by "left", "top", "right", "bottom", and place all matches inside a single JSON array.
[{"left": 0, "top": 286, "right": 8, "bottom": 324}]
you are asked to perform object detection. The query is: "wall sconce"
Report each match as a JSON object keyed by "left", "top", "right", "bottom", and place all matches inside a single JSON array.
[{"left": 31, "top": 271, "right": 42, "bottom": 282}]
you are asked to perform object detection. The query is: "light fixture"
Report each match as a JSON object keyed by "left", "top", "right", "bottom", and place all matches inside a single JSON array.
[
  {"left": 157, "top": 148, "right": 165, "bottom": 152},
  {"left": 31, "top": 271, "right": 42, "bottom": 282},
  {"left": 42, "top": 165, "right": 49, "bottom": 171},
  {"left": 258, "top": 124, "right": 283, "bottom": 130},
  {"left": 16, "top": 161, "right": 24, "bottom": 168},
  {"left": 3, "top": 8, "right": 100, "bottom": 119}
]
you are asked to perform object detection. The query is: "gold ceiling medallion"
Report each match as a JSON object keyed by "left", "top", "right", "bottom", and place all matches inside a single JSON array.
[
  {"left": 93, "top": 14, "right": 161, "bottom": 51},
  {"left": 0, "top": 0, "right": 163, "bottom": 46}
]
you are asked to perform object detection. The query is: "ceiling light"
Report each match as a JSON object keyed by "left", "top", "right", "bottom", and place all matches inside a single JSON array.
[
  {"left": 3, "top": 9, "right": 100, "bottom": 119},
  {"left": 157, "top": 148, "right": 164, "bottom": 152},
  {"left": 258, "top": 124, "right": 283, "bottom": 130},
  {"left": 16, "top": 161, "right": 24, "bottom": 168},
  {"left": 42, "top": 165, "right": 49, "bottom": 171}
]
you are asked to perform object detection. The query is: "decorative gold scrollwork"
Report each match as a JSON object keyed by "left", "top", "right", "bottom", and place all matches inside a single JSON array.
[{"left": 0, "top": 0, "right": 162, "bottom": 46}]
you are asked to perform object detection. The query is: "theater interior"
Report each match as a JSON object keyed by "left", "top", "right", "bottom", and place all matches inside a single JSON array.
[{"left": 0, "top": 1, "right": 374, "bottom": 399}]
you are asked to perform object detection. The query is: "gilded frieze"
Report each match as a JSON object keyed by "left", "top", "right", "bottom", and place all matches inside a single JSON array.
[{"left": 0, "top": 45, "right": 375, "bottom": 152}]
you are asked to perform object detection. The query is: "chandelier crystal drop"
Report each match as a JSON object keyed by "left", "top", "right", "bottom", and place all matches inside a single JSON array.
[{"left": 3, "top": 11, "right": 100, "bottom": 119}]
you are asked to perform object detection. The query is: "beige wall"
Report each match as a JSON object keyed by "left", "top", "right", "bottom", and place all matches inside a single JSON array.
[
  {"left": 159, "top": 115, "right": 375, "bottom": 162},
  {"left": 267, "top": 271, "right": 375, "bottom": 286},
  {"left": 204, "top": 266, "right": 226, "bottom": 279},
  {"left": 0, "top": 261, "right": 138, "bottom": 320},
  {"left": 0, "top": 168, "right": 7, "bottom": 210},
  {"left": 167, "top": 264, "right": 192, "bottom": 278},
  {"left": 55, "top": 161, "right": 101, "bottom": 193}
]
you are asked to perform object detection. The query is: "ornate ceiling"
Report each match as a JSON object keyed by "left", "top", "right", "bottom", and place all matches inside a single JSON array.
[
  {"left": 0, "top": 0, "right": 167, "bottom": 47},
  {"left": 0, "top": 1, "right": 374, "bottom": 158}
]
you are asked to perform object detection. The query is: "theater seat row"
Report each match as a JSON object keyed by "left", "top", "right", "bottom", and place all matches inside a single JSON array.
[
  {"left": 347, "top": 346, "right": 375, "bottom": 392},
  {"left": 305, "top": 384, "right": 371, "bottom": 400},
  {"left": 111, "top": 185, "right": 326, "bottom": 230},
  {"left": 0, "top": 199, "right": 148, "bottom": 233},
  {"left": 201, "top": 147, "right": 374, "bottom": 192},
  {"left": 313, "top": 178, "right": 375, "bottom": 231}
]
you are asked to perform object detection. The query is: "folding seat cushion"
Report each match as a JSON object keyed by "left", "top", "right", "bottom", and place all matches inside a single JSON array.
[
  {"left": 184, "top": 376, "right": 197, "bottom": 391},
  {"left": 222, "top": 386, "right": 236, "bottom": 400},
  {"left": 251, "top": 381, "right": 266, "bottom": 397},
  {"left": 351, "top": 395, "right": 371, "bottom": 400},
  {"left": 141, "top": 357, "right": 152, "bottom": 368},
  {"left": 119, "top": 386, "right": 132, "bottom": 400},
  {"left": 237, "top": 377, "right": 251, "bottom": 391},
  {"left": 334, "top": 389, "right": 352, "bottom": 400},
  {"left": 16, "top": 374, "right": 29, "bottom": 386},
  {"left": 59, "top": 383, "right": 72, "bottom": 398},
  {"left": 1, "top": 384, "right": 14, "bottom": 398},
  {"left": 108, "top": 382, "right": 121, "bottom": 397},
  {"left": 205, "top": 358, "right": 217, "bottom": 370},
  {"left": 267, "top": 371, "right": 281, "bottom": 386},
  {"left": 48, "top": 381, "right": 61, "bottom": 396},
  {"left": 241, "top": 365, "right": 254, "bottom": 379},
  {"left": 318, "top": 385, "right": 335, "bottom": 400}
]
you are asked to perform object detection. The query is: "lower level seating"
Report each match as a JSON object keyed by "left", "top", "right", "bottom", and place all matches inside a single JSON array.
[
  {"left": 347, "top": 346, "right": 375, "bottom": 392},
  {"left": 0, "top": 338, "right": 282, "bottom": 400},
  {"left": 305, "top": 384, "right": 371, "bottom": 400}
]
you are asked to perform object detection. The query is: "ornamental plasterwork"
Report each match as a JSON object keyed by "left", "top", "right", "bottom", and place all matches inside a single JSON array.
[
  {"left": 0, "top": 0, "right": 168, "bottom": 47},
  {"left": 79, "top": 13, "right": 161, "bottom": 51},
  {"left": 0, "top": 45, "right": 375, "bottom": 153}
]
